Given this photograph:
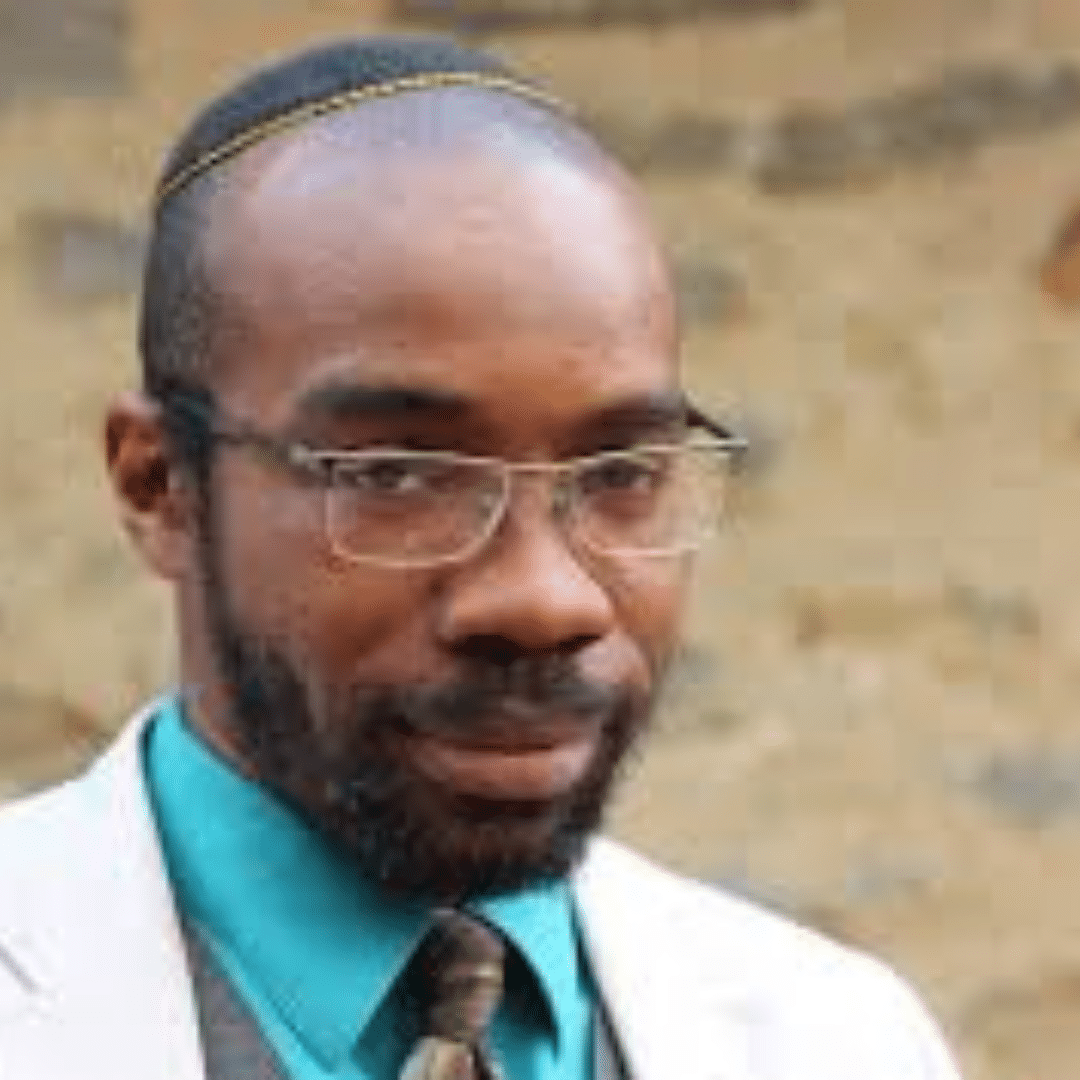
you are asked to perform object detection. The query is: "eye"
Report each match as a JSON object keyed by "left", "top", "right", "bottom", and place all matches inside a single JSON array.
[
  {"left": 335, "top": 454, "right": 441, "bottom": 495},
  {"left": 579, "top": 450, "right": 669, "bottom": 495}
]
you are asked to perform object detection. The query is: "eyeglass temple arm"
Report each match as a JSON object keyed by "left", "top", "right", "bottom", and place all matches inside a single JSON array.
[
  {"left": 161, "top": 389, "right": 280, "bottom": 451},
  {"left": 157, "top": 388, "right": 299, "bottom": 471},
  {"left": 687, "top": 404, "right": 748, "bottom": 448}
]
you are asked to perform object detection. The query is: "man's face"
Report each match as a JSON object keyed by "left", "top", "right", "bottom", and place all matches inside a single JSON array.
[{"left": 179, "top": 114, "right": 687, "bottom": 901}]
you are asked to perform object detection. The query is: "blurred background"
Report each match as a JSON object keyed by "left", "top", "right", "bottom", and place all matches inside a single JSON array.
[{"left": 3, "top": 1, "right": 1080, "bottom": 1076}]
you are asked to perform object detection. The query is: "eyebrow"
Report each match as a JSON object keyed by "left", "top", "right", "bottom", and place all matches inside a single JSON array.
[
  {"left": 291, "top": 381, "right": 471, "bottom": 424},
  {"left": 289, "top": 381, "right": 727, "bottom": 443},
  {"left": 580, "top": 392, "right": 693, "bottom": 440}
]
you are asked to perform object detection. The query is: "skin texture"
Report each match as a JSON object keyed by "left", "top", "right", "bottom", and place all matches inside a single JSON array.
[{"left": 106, "top": 90, "right": 689, "bottom": 901}]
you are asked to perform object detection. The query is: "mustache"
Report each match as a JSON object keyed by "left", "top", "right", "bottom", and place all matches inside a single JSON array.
[
  {"left": 324, "top": 657, "right": 638, "bottom": 811},
  {"left": 358, "top": 656, "right": 624, "bottom": 740}
]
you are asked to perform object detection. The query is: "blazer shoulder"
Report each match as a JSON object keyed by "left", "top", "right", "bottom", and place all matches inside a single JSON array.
[
  {"left": 0, "top": 708, "right": 153, "bottom": 907},
  {"left": 0, "top": 769, "right": 111, "bottom": 939},
  {"left": 577, "top": 838, "right": 960, "bottom": 1079},
  {"left": 579, "top": 836, "right": 853, "bottom": 970}
]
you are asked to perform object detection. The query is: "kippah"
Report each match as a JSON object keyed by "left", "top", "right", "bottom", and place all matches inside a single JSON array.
[{"left": 156, "top": 35, "right": 568, "bottom": 207}]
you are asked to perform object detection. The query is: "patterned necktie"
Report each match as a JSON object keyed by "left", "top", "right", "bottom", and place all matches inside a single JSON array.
[{"left": 399, "top": 909, "right": 506, "bottom": 1080}]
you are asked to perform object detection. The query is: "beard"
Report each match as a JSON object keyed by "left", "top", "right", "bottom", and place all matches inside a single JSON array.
[{"left": 194, "top": 505, "right": 655, "bottom": 903}]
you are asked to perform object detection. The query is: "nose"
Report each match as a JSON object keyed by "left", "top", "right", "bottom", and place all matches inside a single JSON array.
[{"left": 436, "top": 480, "right": 616, "bottom": 659}]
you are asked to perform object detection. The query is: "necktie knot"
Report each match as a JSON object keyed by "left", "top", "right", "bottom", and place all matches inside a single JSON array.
[
  {"left": 400, "top": 910, "right": 506, "bottom": 1080},
  {"left": 423, "top": 910, "right": 505, "bottom": 1045}
]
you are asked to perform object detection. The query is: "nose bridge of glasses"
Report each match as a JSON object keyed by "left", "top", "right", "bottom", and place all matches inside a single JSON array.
[
  {"left": 479, "top": 469, "right": 618, "bottom": 603},
  {"left": 464, "top": 459, "right": 581, "bottom": 564},
  {"left": 499, "top": 459, "right": 578, "bottom": 519}
]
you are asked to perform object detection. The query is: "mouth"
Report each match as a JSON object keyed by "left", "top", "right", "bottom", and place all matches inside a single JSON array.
[{"left": 395, "top": 713, "right": 604, "bottom": 801}]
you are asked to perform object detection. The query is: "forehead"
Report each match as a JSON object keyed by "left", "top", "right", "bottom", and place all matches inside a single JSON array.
[{"left": 199, "top": 93, "right": 679, "bottom": 437}]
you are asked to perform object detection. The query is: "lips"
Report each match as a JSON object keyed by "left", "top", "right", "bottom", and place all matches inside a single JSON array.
[{"left": 395, "top": 711, "right": 604, "bottom": 801}]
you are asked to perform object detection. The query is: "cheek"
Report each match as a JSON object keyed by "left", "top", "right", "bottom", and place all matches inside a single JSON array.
[
  {"left": 603, "top": 555, "right": 691, "bottom": 667},
  {"left": 211, "top": 474, "right": 431, "bottom": 674}
]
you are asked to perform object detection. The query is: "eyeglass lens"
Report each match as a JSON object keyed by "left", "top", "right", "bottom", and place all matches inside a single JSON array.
[{"left": 323, "top": 445, "right": 732, "bottom": 566}]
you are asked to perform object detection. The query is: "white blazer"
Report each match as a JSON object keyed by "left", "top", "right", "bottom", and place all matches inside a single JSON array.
[{"left": 0, "top": 703, "right": 962, "bottom": 1080}]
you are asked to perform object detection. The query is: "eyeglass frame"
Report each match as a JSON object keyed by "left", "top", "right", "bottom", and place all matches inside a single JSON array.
[{"left": 160, "top": 389, "right": 749, "bottom": 568}]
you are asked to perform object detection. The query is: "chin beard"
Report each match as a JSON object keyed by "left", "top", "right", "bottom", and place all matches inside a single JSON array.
[{"left": 195, "top": 526, "right": 653, "bottom": 903}]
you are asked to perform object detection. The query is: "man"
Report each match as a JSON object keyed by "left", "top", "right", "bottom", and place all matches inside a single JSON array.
[{"left": 0, "top": 35, "right": 961, "bottom": 1080}]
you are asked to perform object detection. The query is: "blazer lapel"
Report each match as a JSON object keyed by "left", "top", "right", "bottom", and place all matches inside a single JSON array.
[
  {"left": 0, "top": 705, "right": 206, "bottom": 1080},
  {"left": 574, "top": 839, "right": 760, "bottom": 1080}
]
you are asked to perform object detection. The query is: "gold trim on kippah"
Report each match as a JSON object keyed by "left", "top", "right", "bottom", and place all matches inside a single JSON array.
[{"left": 156, "top": 70, "right": 569, "bottom": 206}]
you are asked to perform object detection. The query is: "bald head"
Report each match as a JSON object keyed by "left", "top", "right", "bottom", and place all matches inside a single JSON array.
[
  {"left": 205, "top": 90, "right": 669, "bottom": 387},
  {"left": 137, "top": 37, "right": 673, "bottom": 467}
]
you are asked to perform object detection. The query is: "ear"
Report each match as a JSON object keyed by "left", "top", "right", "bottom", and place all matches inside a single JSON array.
[{"left": 105, "top": 391, "right": 198, "bottom": 581}]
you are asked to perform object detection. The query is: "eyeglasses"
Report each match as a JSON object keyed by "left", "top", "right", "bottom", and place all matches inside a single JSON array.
[{"left": 166, "top": 393, "right": 747, "bottom": 569}]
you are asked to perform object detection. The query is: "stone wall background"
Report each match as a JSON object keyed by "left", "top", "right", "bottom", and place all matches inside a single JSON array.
[{"left": 4, "top": 2, "right": 1080, "bottom": 1076}]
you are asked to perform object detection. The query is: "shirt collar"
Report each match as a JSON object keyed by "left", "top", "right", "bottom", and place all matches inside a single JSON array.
[
  {"left": 145, "top": 696, "right": 583, "bottom": 1066},
  {"left": 473, "top": 878, "right": 584, "bottom": 1051}
]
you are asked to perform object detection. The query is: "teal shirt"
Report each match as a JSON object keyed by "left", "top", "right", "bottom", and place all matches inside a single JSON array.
[{"left": 144, "top": 698, "right": 594, "bottom": 1080}]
